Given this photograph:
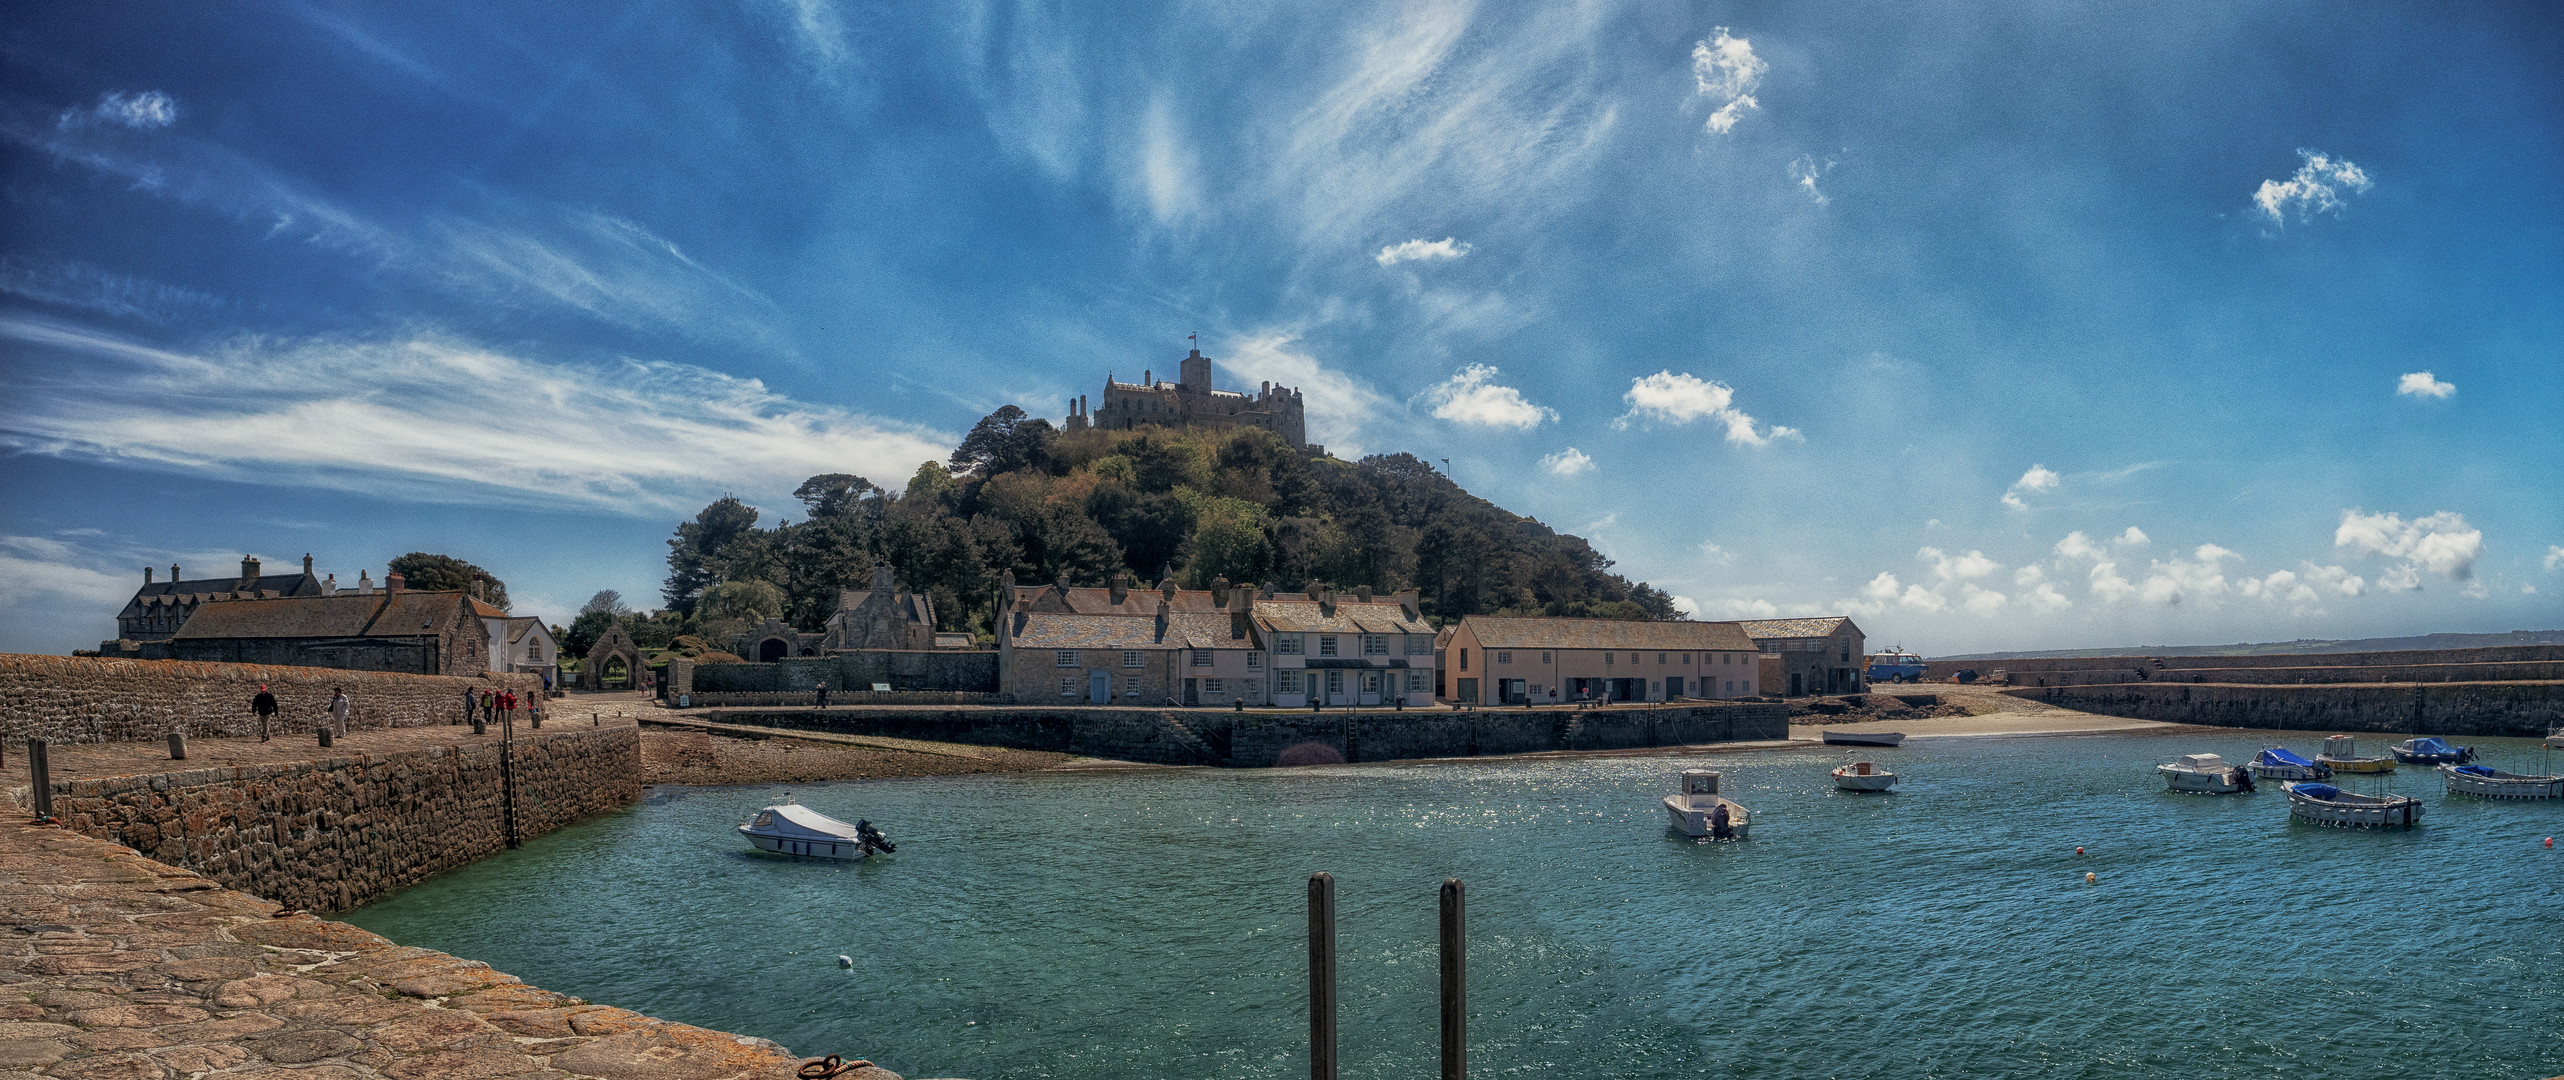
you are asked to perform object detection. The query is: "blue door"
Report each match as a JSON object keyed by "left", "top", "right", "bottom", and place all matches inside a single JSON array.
[{"left": 1089, "top": 670, "right": 1111, "bottom": 704}]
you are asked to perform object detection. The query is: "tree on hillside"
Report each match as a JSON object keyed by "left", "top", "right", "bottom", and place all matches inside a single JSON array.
[
  {"left": 388, "top": 552, "right": 509, "bottom": 610},
  {"left": 663, "top": 496, "right": 760, "bottom": 609},
  {"left": 950, "top": 406, "right": 1057, "bottom": 478}
]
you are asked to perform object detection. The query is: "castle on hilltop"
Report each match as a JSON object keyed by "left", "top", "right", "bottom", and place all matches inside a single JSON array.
[{"left": 1062, "top": 347, "right": 1313, "bottom": 451}]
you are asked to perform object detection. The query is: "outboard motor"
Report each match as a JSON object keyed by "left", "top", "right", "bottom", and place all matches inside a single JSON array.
[
  {"left": 855, "top": 819, "right": 896, "bottom": 854},
  {"left": 2232, "top": 768, "right": 2254, "bottom": 792}
]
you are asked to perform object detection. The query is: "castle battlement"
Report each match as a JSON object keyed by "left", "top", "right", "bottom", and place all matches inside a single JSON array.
[{"left": 1063, "top": 347, "right": 1309, "bottom": 449}]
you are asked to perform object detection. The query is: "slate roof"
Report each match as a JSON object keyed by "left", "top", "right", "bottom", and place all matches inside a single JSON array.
[
  {"left": 1008, "top": 584, "right": 1230, "bottom": 616},
  {"left": 1459, "top": 616, "right": 1756, "bottom": 652},
  {"left": 1006, "top": 611, "right": 1172, "bottom": 650},
  {"left": 836, "top": 589, "right": 935, "bottom": 625},
  {"left": 171, "top": 590, "right": 473, "bottom": 641},
  {"left": 1166, "top": 612, "right": 1256, "bottom": 649},
  {"left": 1252, "top": 599, "right": 1431, "bottom": 635},
  {"left": 1733, "top": 617, "right": 1859, "bottom": 641},
  {"left": 117, "top": 571, "right": 322, "bottom": 618}
]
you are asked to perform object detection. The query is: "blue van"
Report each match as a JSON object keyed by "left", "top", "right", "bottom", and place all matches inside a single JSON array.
[{"left": 1866, "top": 650, "right": 1926, "bottom": 683}]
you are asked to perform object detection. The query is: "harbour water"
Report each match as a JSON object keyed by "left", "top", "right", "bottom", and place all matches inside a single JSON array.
[{"left": 346, "top": 730, "right": 2563, "bottom": 1079}]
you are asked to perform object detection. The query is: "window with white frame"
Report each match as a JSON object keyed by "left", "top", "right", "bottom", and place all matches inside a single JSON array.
[
  {"left": 1204, "top": 678, "right": 1225, "bottom": 694},
  {"left": 1319, "top": 635, "right": 1339, "bottom": 657},
  {"left": 1123, "top": 676, "right": 1141, "bottom": 696},
  {"left": 1247, "top": 652, "right": 1263, "bottom": 669},
  {"left": 1277, "top": 671, "right": 1298, "bottom": 694},
  {"left": 1191, "top": 649, "right": 1213, "bottom": 666},
  {"left": 1406, "top": 634, "right": 1431, "bottom": 654},
  {"left": 1495, "top": 651, "right": 1511, "bottom": 665},
  {"left": 1055, "top": 650, "right": 1078, "bottom": 668},
  {"left": 1362, "top": 635, "right": 1387, "bottom": 655},
  {"left": 1407, "top": 671, "right": 1426, "bottom": 691},
  {"left": 1122, "top": 651, "right": 1144, "bottom": 668},
  {"left": 1277, "top": 635, "right": 1304, "bottom": 655}
]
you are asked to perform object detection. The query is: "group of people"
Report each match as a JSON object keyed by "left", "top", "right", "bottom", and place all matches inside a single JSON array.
[
  {"left": 461, "top": 685, "right": 536, "bottom": 726},
  {"left": 247, "top": 684, "right": 353, "bottom": 742}
]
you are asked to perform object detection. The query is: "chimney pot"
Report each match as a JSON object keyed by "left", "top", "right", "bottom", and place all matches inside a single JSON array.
[
  {"left": 171, "top": 563, "right": 181, "bottom": 581},
  {"left": 144, "top": 566, "right": 155, "bottom": 584},
  {"left": 386, "top": 572, "right": 404, "bottom": 594},
  {"left": 302, "top": 553, "right": 314, "bottom": 575}
]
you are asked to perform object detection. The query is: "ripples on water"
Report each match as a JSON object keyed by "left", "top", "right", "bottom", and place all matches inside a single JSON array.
[{"left": 346, "top": 731, "right": 2564, "bottom": 1079}]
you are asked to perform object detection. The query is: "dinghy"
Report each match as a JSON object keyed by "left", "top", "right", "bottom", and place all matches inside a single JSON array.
[
  {"left": 2390, "top": 736, "right": 2475, "bottom": 766},
  {"left": 1831, "top": 760, "right": 1898, "bottom": 792},
  {"left": 1822, "top": 730, "right": 1905, "bottom": 748},
  {"left": 2246, "top": 746, "right": 2331, "bottom": 781},
  {"left": 2158, "top": 753, "right": 2252, "bottom": 794},
  {"left": 1664, "top": 769, "right": 1751, "bottom": 839},
  {"left": 738, "top": 797, "right": 895, "bottom": 860},
  {"left": 2439, "top": 764, "right": 2564, "bottom": 800},
  {"left": 2314, "top": 734, "right": 2395, "bottom": 774},
  {"left": 2284, "top": 782, "right": 2422, "bottom": 828}
]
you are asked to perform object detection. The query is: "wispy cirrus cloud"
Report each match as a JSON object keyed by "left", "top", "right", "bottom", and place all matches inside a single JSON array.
[
  {"left": 1422, "top": 364, "right": 1553, "bottom": 429},
  {"left": 1788, "top": 154, "right": 1833, "bottom": 204},
  {"left": 61, "top": 90, "right": 178, "bottom": 131},
  {"left": 2253, "top": 149, "right": 2371, "bottom": 227},
  {"left": 0, "top": 318, "right": 951, "bottom": 516},
  {"left": 2396, "top": 371, "right": 2454, "bottom": 399},
  {"left": 1216, "top": 333, "right": 1397, "bottom": 457},
  {"left": 1615, "top": 370, "right": 1798, "bottom": 445},
  {"left": 1376, "top": 237, "right": 1471, "bottom": 266},
  {"left": 0, "top": 258, "right": 225, "bottom": 324},
  {"left": 1690, "top": 28, "right": 1765, "bottom": 135}
]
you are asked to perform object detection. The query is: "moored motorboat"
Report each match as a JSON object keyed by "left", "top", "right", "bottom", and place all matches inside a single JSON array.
[
  {"left": 2246, "top": 747, "right": 2331, "bottom": 781},
  {"left": 2439, "top": 764, "right": 2564, "bottom": 800},
  {"left": 2314, "top": 734, "right": 2395, "bottom": 774},
  {"left": 2390, "top": 736, "right": 2475, "bottom": 766},
  {"left": 2547, "top": 725, "right": 2564, "bottom": 751},
  {"left": 1831, "top": 760, "right": 1898, "bottom": 792},
  {"left": 1822, "top": 729, "right": 1905, "bottom": 747},
  {"left": 2284, "top": 782, "right": 2423, "bottom": 828},
  {"left": 1664, "top": 769, "right": 1751, "bottom": 839},
  {"left": 738, "top": 797, "right": 895, "bottom": 859},
  {"left": 2158, "top": 753, "right": 2252, "bottom": 794}
]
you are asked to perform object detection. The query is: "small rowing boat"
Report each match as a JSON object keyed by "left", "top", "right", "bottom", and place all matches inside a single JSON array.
[
  {"left": 738, "top": 797, "right": 895, "bottom": 860},
  {"left": 1664, "top": 769, "right": 1751, "bottom": 839},
  {"left": 2284, "top": 782, "right": 2422, "bottom": 828},
  {"left": 1831, "top": 760, "right": 1897, "bottom": 792},
  {"left": 1822, "top": 729, "right": 1905, "bottom": 747},
  {"left": 2390, "top": 736, "right": 2475, "bottom": 766},
  {"left": 2246, "top": 746, "right": 2331, "bottom": 781},
  {"left": 2158, "top": 753, "right": 2252, "bottom": 794},
  {"left": 2314, "top": 734, "right": 2395, "bottom": 774},
  {"left": 2439, "top": 764, "right": 2564, "bottom": 800}
]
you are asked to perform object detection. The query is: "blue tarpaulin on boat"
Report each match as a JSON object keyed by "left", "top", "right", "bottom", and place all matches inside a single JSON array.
[
  {"left": 2454, "top": 765, "right": 2496, "bottom": 776},
  {"left": 2405, "top": 737, "right": 2460, "bottom": 755},
  {"left": 2291, "top": 784, "right": 2342, "bottom": 800},
  {"left": 2254, "top": 747, "right": 2317, "bottom": 768}
]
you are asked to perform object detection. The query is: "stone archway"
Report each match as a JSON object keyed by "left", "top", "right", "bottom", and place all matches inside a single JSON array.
[
  {"left": 759, "top": 638, "right": 789, "bottom": 663},
  {"left": 584, "top": 623, "right": 643, "bottom": 692}
]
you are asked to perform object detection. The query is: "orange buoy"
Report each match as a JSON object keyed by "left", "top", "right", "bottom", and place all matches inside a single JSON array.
[
  {"left": 2075, "top": 846, "right": 2085, "bottom": 855},
  {"left": 2084, "top": 872, "right": 2096, "bottom": 883}
]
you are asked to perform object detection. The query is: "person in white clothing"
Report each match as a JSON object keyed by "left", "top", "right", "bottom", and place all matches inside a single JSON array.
[{"left": 329, "top": 688, "right": 351, "bottom": 737}]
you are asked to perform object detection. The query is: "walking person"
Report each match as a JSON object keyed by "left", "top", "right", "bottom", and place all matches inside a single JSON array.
[
  {"left": 815, "top": 680, "right": 830, "bottom": 709},
  {"left": 328, "top": 687, "right": 350, "bottom": 738},
  {"left": 251, "top": 683, "right": 279, "bottom": 742}
]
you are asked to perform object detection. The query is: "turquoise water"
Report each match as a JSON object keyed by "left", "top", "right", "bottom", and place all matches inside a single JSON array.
[{"left": 346, "top": 731, "right": 2564, "bottom": 1079}]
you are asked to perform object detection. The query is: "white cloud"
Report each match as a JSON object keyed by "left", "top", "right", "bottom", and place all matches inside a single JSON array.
[
  {"left": 2240, "top": 570, "right": 2319, "bottom": 606},
  {"left": 2003, "top": 464, "right": 2060, "bottom": 510},
  {"left": 0, "top": 257, "right": 224, "bottom": 324},
  {"left": 1138, "top": 95, "right": 1200, "bottom": 224},
  {"left": 2022, "top": 582, "right": 2073, "bottom": 612},
  {"left": 1669, "top": 595, "right": 1699, "bottom": 617},
  {"left": 1920, "top": 546, "right": 1999, "bottom": 582},
  {"left": 2527, "top": 585, "right": 2540, "bottom": 595},
  {"left": 2088, "top": 561, "right": 2138, "bottom": 604},
  {"left": 0, "top": 318, "right": 954, "bottom": 517},
  {"left": 1422, "top": 364, "right": 1555, "bottom": 429},
  {"left": 2054, "top": 531, "right": 2106, "bottom": 562},
  {"left": 1898, "top": 584, "right": 1947, "bottom": 612},
  {"left": 1698, "top": 540, "right": 1734, "bottom": 565},
  {"left": 1959, "top": 585, "right": 2007, "bottom": 617},
  {"left": 2253, "top": 149, "right": 2372, "bottom": 226},
  {"left": 2547, "top": 545, "right": 2564, "bottom": 570},
  {"left": 1691, "top": 29, "right": 1766, "bottom": 135},
  {"left": 2395, "top": 371, "right": 2455, "bottom": 400},
  {"left": 2013, "top": 564, "right": 2046, "bottom": 587},
  {"left": 2301, "top": 563, "right": 2366, "bottom": 597},
  {"left": 1539, "top": 447, "right": 1595, "bottom": 475},
  {"left": 1706, "top": 597, "right": 1783, "bottom": 618},
  {"left": 1615, "top": 370, "right": 1799, "bottom": 445},
  {"left": 2117, "top": 527, "right": 2150, "bottom": 548},
  {"left": 1219, "top": 334, "right": 1397, "bottom": 456},
  {"left": 2335, "top": 509, "right": 2484, "bottom": 586},
  {"left": 67, "top": 91, "right": 178, "bottom": 130},
  {"left": 1787, "top": 155, "right": 1832, "bottom": 204},
  {"left": 1861, "top": 572, "right": 1902, "bottom": 602},
  {"left": 1375, "top": 237, "right": 1472, "bottom": 266}
]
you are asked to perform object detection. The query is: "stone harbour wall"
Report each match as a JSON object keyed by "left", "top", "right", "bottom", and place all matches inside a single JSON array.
[
  {"left": 1923, "top": 644, "right": 2564, "bottom": 681},
  {"left": 31, "top": 725, "right": 641, "bottom": 913},
  {"left": 699, "top": 702, "right": 1791, "bottom": 767},
  {"left": 686, "top": 651, "right": 1001, "bottom": 694},
  {"left": 2003, "top": 681, "right": 2564, "bottom": 737},
  {"left": 0, "top": 652, "right": 545, "bottom": 745}
]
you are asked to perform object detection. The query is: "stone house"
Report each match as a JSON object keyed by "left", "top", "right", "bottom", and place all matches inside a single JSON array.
[
  {"left": 728, "top": 562, "right": 942, "bottom": 662},
  {"left": 1252, "top": 585, "right": 1435, "bottom": 708},
  {"left": 1735, "top": 617, "right": 1867, "bottom": 696},
  {"left": 1438, "top": 617, "right": 1760, "bottom": 705},
  {"left": 106, "top": 555, "right": 327, "bottom": 649},
  {"left": 153, "top": 574, "right": 490, "bottom": 676},
  {"left": 996, "top": 572, "right": 1260, "bottom": 705}
]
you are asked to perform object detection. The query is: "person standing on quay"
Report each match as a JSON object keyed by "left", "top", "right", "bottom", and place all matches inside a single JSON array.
[
  {"left": 500, "top": 688, "right": 518, "bottom": 724},
  {"left": 251, "top": 684, "right": 278, "bottom": 742},
  {"left": 481, "top": 688, "right": 497, "bottom": 724},
  {"left": 816, "top": 680, "right": 829, "bottom": 709},
  {"left": 460, "top": 684, "right": 478, "bottom": 726},
  {"left": 329, "top": 687, "right": 351, "bottom": 738}
]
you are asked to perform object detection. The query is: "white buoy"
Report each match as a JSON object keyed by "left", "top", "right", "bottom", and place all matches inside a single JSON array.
[{"left": 837, "top": 955, "right": 853, "bottom": 968}]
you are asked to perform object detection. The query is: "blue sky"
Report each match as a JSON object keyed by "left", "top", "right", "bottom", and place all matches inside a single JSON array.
[{"left": 3, "top": 0, "right": 2558, "bottom": 656}]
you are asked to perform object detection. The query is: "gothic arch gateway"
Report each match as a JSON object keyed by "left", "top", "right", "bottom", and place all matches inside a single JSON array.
[{"left": 583, "top": 623, "right": 643, "bottom": 691}]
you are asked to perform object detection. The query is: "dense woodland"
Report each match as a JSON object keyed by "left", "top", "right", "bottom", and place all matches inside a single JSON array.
[{"left": 564, "top": 406, "right": 1675, "bottom": 659}]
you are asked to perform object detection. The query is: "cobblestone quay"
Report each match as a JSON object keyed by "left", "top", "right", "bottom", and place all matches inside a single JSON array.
[{"left": 0, "top": 821, "right": 919, "bottom": 1080}]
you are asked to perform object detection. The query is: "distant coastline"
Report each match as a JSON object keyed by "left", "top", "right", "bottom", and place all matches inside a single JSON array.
[{"left": 1934, "top": 628, "right": 2564, "bottom": 661}]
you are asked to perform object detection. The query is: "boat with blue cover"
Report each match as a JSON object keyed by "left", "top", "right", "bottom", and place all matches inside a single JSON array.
[
  {"left": 2390, "top": 736, "right": 2475, "bottom": 766},
  {"left": 2245, "top": 746, "right": 2330, "bottom": 781},
  {"left": 2439, "top": 764, "right": 2564, "bottom": 800},
  {"left": 2284, "top": 781, "right": 2423, "bottom": 828}
]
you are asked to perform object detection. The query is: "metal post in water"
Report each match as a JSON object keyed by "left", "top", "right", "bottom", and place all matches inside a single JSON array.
[
  {"left": 1440, "top": 878, "right": 1466, "bottom": 1080},
  {"left": 28, "top": 739, "right": 54, "bottom": 821},
  {"left": 1307, "top": 871, "right": 1337, "bottom": 1080}
]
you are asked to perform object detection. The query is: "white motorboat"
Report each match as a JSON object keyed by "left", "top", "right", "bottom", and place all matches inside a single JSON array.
[
  {"left": 738, "top": 797, "right": 895, "bottom": 860},
  {"left": 1831, "top": 760, "right": 1898, "bottom": 792},
  {"left": 1664, "top": 769, "right": 1751, "bottom": 839},
  {"left": 1822, "top": 730, "right": 1905, "bottom": 748},
  {"left": 2245, "top": 746, "right": 2331, "bottom": 781},
  {"left": 2284, "top": 782, "right": 2422, "bottom": 828},
  {"left": 2439, "top": 764, "right": 2564, "bottom": 800},
  {"left": 2158, "top": 753, "right": 2253, "bottom": 794}
]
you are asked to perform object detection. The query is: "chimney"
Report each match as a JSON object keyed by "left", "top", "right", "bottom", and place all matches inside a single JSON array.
[
  {"left": 1159, "top": 576, "right": 1178, "bottom": 602},
  {"left": 1155, "top": 596, "right": 1171, "bottom": 639},
  {"left": 472, "top": 578, "right": 486, "bottom": 601},
  {"left": 1235, "top": 585, "right": 1255, "bottom": 614},
  {"left": 357, "top": 570, "right": 374, "bottom": 594},
  {"left": 1396, "top": 588, "right": 1420, "bottom": 618},
  {"left": 321, "top": 574, "right": 337, "bottom": 596},
  {"left": 302, "top": 553, "right": 314, "bottom": 576},
  {"left": 239, "top": 556, "right": 261, "bottom": 590},
  {"left": 1357, "top": 585, "right": 1373, "bottom": 602},
  {"left": 144, "top": 566, "right": 155, "bottom": 585},
  {"left": 1230, "top": 585, "right": 1254, "bottom": 640},
  {"left": 386, "top": 572, "right": 404, "bottom": 594},
  {"left": 171, "top": 563, "right": 181, "bottom": 582},
  {"left": 1211, "top": 576, "right": 1232, "bottom": 606},
  {"left": 1109, "top": 571, "right": 1128, "bottom": 606}
]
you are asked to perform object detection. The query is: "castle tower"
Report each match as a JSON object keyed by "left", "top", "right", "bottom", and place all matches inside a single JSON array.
[{"left": 1179, "top": 348, "right": 1211, "bottom": 393}]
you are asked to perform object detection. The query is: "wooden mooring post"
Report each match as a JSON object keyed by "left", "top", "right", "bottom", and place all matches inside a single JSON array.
[
  {"left": 27, "top": 738, "right": 54, "bottom": 821},
  {"left": 1441, "top": 877, "right": 1466, "bottom": 1080},
  {"left": 1307, "top": 872, "right": 1337, "bottom": 1080}
]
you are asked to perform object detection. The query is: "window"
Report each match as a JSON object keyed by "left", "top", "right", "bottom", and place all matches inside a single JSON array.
[
  {"left": 1679, "top": 653, "right": 1690, "bottom": 665},
  {"left": 1124, "top": 676, "right": 1141, "bottom": 697},
  {"left": 1460, "top": 648, "right": 1469, "bottom": 670},
  {"left": 1842, "top": 645, "right": 1852, "bottom": 662},
  {"left": 1205, "top": 679, "right": 1225, "bottom": 694},
  {"left": 1278, "top": 671, "right": 1298, "bottom": 694},
  {"left": 1059, "top": 676, "right": 1076, "bottom": 696},
  {"left": 1406, "top": 634, "right": 1431, "bottom": 654},
  {"left": 1604, "top": 652, "right": 1613, "bottom": 665},
  {"left": 1319, "top": 635, "right": 1339, "bottom": 657},
  {"left": 1123, "top": 651, "right": 1144, "bottom": 668},
  {"left": 1631, "top": 653, "right": 1643, "bottom": 665},
  {"left": 1192, "top": 649, "right": 1213, "bottom": 667},
  {"left": 1277, "top": 635, "right": 1303, "bottom": 655},
  {"left": 1247, "top": 652, "right": 1263, "bottom": 669},
  {"left": 1541, "top": 651, "right": 1553, "bottom": 664},
  {"left": 1657, "top": 652, "right": 1667, "bottom": 664},
  {"left": 1407, "top": 671, "right": 1426, "bottom": 691},
  {"left": 1056, "top": 650, "right": 1078, "bottom": 668},
  {"left": 1326, "top": 670, "right": 1344, "bottom": 694},
  {"left": 1495, "top": 651, "right": 1511, "bottom": 665},
  {"left": 1362, "top": 635, "right": 1387, "bottom": 655}
]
